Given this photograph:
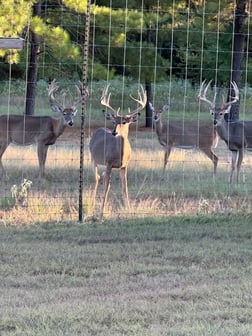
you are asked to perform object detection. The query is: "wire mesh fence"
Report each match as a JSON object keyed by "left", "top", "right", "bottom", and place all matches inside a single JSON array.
[{"left": 1, "top": 1, "right": 252, "bottom": 223}]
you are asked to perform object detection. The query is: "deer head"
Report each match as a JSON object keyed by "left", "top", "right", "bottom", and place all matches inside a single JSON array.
[
  {"left": 198, "top": 80, "right": 239, "bottom": 126},
  {"left": 149, "top": 102, "right": 169, "bottom": 122},
  {"left": 48, "top": 79, "right": 82, "bottom": 126},
  {"left": 101, "top": 84, "right": 147, "bottom": 135}
]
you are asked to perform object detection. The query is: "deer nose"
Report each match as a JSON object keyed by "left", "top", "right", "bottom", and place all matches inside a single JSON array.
[{"left": 68, "top": 120, "right": 74, "bottom": 127}]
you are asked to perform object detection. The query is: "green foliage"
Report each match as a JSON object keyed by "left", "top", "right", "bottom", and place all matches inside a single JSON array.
[
  {"left": 0, "top": 0, "right": 34, "bottom": 63},
  {"left": 160, "top": 0, "right": 237, "bottom": 83},
  {"left": 89, "top": 62, "right": 116, "bottom": 81},
  {"left": 91, "top": 0, "right": 250, "bottom": 84},
  {"left": 0, "top": 0, "right": 83, "bottom": 79},
  {"left": 62, "top": 0, "right": 87, "bottom": 13},
  {"left": 125, "top": 41, "right": 170, "bottom": 82}
]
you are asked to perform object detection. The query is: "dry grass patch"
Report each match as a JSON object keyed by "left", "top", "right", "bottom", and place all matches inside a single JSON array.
[{"left": 1, "top": 132, "right": 252, "bottom": 224}]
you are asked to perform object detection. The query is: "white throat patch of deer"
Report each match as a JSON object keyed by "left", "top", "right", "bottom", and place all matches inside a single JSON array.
[
  {"left": 90, "top": 84, "right": 147, "bottom": 218},
  {"left": 0, "top": 79, "right": 82, "bottom": 179},
  {"left": 149, "top": 102, "right": 218, "bottom": 174},
  {"left": 198, "top": 80, "right": 252, "bottom": 183}
]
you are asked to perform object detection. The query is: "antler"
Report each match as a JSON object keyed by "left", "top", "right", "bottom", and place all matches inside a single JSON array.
[
  {"left": 199, "top": 80, "right": 239, "bottom": 109},
  {"left": 128, "top": 84, "right": 147, "bottom": 116},
  {"left": 101, "top": 84, "right": 147, "bottom": 117},
  {"left": 48, "top": 79, "right": 65, "bottom": 110},
  {"left": 101, "top": 84, "right": 120, "bottom": 116},
  {"left": 223, "top": 81, "right": 239, "bottom": 108},
  {"left": 198, "top": 79, "right": 215, "bottom": 108},
  {"left": 70, "top": 81, "right": 85, "bottom": 108},
  {"left": 48, "top": 79, "right": 84, "bottom": 112}
]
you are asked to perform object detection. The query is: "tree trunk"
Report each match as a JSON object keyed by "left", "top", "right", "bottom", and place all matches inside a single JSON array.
[
  {"left": 25, "top": 2, "right": 41, "bottom": 116},
  {"left": 145, "top": 82, "right": 152, "bottom": 128},
  {"left": 228, "top": 0, "right": 248, "bottom": 121},
  {"left": 145, "top": 17, "right": 152, "bottom": 128}
]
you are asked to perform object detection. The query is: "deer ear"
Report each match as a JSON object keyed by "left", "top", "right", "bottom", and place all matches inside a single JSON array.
[
  {"left": 222, "top": 105, "right": 232, "bottom": 114},
  {"left": 226, "top": 105, "right": 232, "bottom": 113},
  {"left": 103, "top": 110, "right": 115, "bottom": 120},
  {"left": 148, "top": 101, "right": 154, "bottom": 110},
  {"left": 130, "top": 114, "right": 139, "bottom": 123},
  {"left": 162, "top": 104, "right": 169, "bottom": 111},
  {"left": 72, "top": 107, "right": 78, "bottom": 116},
  {"left": 50, "top": 105, "right": 62, "bottom": 113}
]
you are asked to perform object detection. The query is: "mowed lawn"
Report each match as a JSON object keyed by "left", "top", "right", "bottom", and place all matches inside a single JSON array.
[{"left": 1, "top": 216, "right": 252, "bottom": 335}]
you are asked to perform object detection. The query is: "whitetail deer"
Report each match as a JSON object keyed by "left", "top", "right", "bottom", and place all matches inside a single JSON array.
[
  {"left": 198, "top": 80, "right": 252, "bottom": 183},
  {"left": 0, "top": 79, "right": 81, "bottom": 179},
  {"left": 149, "top": 102, "right": 219, "bottom": 173},
  {"left": 89, "top": 84, "right": 147, "bottom": 218}
]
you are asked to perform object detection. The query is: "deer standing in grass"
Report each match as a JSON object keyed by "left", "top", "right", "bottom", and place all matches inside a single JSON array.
[
  {"left": 0, "top": 79, "right": 81, "bottom": 179},
  {"left": 149, "top": 102, "right": 219, "bottom": 173},
  {"left": 199, "top": 80, "right": 252, "bottom": 183},
  {"left": 89, "top": 84, "right": 147, "bottom": 218}
]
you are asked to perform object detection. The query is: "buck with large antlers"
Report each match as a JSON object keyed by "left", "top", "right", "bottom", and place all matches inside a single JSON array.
[
  {"left": 198, "top": 80, "right": 252, "bottom": 183},
  {"left": 89, "top": 84, "right": 147, "bottom": 218},
  {"left": 149, "top": 102, "right": 219, "bottom": 173},
  {"left": 0, "top": 79, "right": 81, "bottom": 179}
]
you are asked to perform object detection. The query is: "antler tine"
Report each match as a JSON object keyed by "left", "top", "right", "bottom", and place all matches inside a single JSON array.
[
  {"left": 222, "top": 81, "right": 239, "bottom": 108},
  {"left": 76, "top": 80, "right": 89, "bottom": 97},
  {"left": 72, "top": 81, "right": 85, "bottom": 107},
  {"left": 128, "top": 84, "right": 147, "bottom": 116},
  {"left": 47, "top": 79, "right": 58, "bottom": 97},
  {"left": 231, "top": 81, "right": 239, "bottom": 102},
  {"left": 198, "top": 79, "right": 214, "bottom": 107},
  {"left": 48, "top": 79, "right": 64, "bottom": 109},
  {"left": 100, "top": 84, "right": 120, "bottom": 116},
  {"left": 101, "top": 84, "right": 110, "bottom": 104}
]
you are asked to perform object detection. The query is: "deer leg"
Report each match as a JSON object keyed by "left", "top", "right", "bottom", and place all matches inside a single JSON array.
[
  {"left": 101, "top": 165, "right": 112, "bottom": 217},
  {"left": 0, "top": 142, "right": 9, "bottom": 175},
  {"left": 230, "top": 150, "right": 238, "bottom": 183},
  {"left": 236, "top": 149, "right": 244, "bottom": 183},
  {"left": 120, "top": 166, "right": 129, "bottom": 208},
  {"left": 163, "top": 146, "right": 171, "bottom": 170},
  {"left": 200, "top": 147, "right": 218, "bottom": 175},
  {"left": 92, "top": 162, "right": 100, "bottom": 206},
  {"left": 37, "top": 143, "right": 49, "bottom": 179}
]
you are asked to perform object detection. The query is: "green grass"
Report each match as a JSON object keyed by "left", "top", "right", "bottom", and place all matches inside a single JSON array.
[{"left": 1, "top": 216, "right": 252, "bottom": 335}]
